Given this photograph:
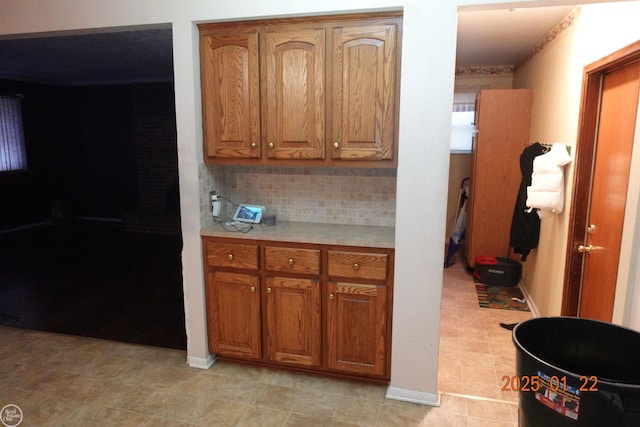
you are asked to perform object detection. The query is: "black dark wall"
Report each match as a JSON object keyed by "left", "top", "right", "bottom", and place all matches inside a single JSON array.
[{"left": 0, "top": 80, "right": 176, "bottom": 230}]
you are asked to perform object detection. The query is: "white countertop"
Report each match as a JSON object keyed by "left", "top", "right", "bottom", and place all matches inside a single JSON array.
[{"left": 201, "top": 219, "right": 395, "bottom": 249}]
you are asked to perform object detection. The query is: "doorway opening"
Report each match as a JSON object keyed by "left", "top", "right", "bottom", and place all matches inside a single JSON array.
[{"left": 0, "top": 27, "right": 186, "bottom": 350}]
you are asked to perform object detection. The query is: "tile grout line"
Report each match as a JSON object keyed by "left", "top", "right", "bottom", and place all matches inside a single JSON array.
[{"left": 441, "top": 391, "right": 519, "bottom": 406}]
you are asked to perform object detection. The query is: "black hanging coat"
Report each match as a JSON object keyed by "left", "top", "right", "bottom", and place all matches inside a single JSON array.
[{"left": 510, "top": 142, "right": 546, "bottom": 261}]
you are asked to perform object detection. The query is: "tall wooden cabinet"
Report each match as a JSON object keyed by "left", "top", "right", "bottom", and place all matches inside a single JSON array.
[
  {"left": 465, "top": 89, "right": 533, "bottom": 267},
  {"left": 198, "top": 13, "right": 401, "bottom": 167}
]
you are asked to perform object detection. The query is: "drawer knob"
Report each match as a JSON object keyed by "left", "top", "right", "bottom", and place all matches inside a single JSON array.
[
  {"left": 268, "top": 142, "right": 275, "bottom": 149},
  {"left": 228, "top": 254, "right": 234, "bottom": 261},
  {"left": 267, "top": 287, "right": 272, "bottom": 294},
  {"left": 250, "top": 142, "right": 257, "bottom": 149},
  {"left": 329, "top": 293, "right": 335, "bottom": 300},
  {"left": 333, "top": 141, "right": 340, "bottom": 149},
  {"left": 288, "top": 258, "right": 295, "bottom": 265},
  {"left": 353, "top": 263, "right": 360, "bottom": 271},
  {"left": 250, "top": 286, "right": 256, "bottom": 293}
]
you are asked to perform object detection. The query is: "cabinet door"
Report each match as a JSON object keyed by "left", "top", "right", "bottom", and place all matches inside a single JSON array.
[
  {"left": 201, "top": 29, "right": 260, "bottom": 159},
  {"left": 265, "top": 276, "right": 321, "bottom": 367},
  {"left": 206, "top": 271, "right": 261, "bottom": 359},
  {"left": 326, "top": 281, "right": 387, "bottom": 377},
  {"left": 331, "top": 22, "right": 398, "bottom": 161},
  {"left": 263, "top": 27, "right": 325, "bottom": 159}
]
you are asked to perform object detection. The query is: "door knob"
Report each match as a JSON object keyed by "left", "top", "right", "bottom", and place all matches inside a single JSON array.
[{"left": 577, "top": 244, "right": 593, "bottom": 254}]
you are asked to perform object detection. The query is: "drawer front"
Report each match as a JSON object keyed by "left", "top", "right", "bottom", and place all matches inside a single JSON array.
[
  {"left": 206, "top": 241, "right": 259, "bottom": 270},
  {"left": 265, "top": 246, "right": 321, "bottom": 275},
  {"left": 327, "top": 250, "right": 388, "bottom": 280}
]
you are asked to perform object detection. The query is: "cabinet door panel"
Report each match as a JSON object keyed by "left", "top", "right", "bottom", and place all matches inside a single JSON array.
[
  {"left": 265, "top": 277, "right": 321, "bottom": 367},
  {"left": 263, "top": 27, "right": 325, "bottom": 159},
  {"left": 326, "top": 282, "right": 387, "bottom": 377},
  {"left": 331, "top": 23, "right": 397, "bottom": 161},
  {"left": 201, "top": 30, "right": 260, "bottom": 159},
  {"left": 207, "top": 271, "right": 261, "bottom": 359}
]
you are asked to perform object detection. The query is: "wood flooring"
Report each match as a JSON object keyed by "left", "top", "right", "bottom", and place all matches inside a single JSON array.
[{"left": 0, "top": 222, "right": 186, "bottom": 350}]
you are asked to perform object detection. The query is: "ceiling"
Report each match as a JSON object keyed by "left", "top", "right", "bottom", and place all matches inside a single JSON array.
[
  {"left": 0, "top": 6, "right": 575, "bottom": 86},
  {"left": 456, "top": 5, "right": 575, "bottom": 68},
  {"left": 0, "top": 27, "right": 174, "bottom": 86}
]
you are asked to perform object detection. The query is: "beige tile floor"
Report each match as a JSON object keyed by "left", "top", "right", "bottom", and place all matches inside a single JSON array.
[{"left": 0, "top": 261, "right": 531, "bottom": 426}]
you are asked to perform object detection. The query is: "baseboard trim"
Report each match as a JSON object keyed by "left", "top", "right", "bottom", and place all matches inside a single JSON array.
[
  {"left": 518, "top": 279, "right": 540, "bottom": 317},
  {"left": 187, "top": 354, "right": 216, "bottom": 369},
  {"left": 0, "top": 222, "right": 46, "bottom": 235},
  {"left": 74, "top": 216, "right": 124, "bottom": 223},
  {"left": 385, "top": 386, "right": 440, "bottom": 406}
]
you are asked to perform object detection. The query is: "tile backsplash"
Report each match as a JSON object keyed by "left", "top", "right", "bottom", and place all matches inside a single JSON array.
[{"left": 200, "top": 165, "right": 396, "bottom": 227}]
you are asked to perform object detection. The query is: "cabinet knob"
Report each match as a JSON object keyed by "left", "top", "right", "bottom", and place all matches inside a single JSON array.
[
  {"left": 353, "top": 263, "right": 360, "bottom": 271},
  {"left": 329, "top": 293, "right": 335, "bottom": 300},
  {"left": 288, "top": 258, "right": 295, "bottom": 265},
  {"left": 250, "top": 142, "right": 257, "bottom": 149},
  {"left": 268, "top": 142, "right": 275, "bottom": 149},
  {"left": 228, "top": 254, "right": 234, "bottom": 261},
  {"left": 333, "top": 142, "right": 340, "bottom": 149},
  {"left": 267, "top": 287, "right": 272, "bottom": 294},
  {"left": 250, "top": 286, "right": 256, "bottom": 293}
]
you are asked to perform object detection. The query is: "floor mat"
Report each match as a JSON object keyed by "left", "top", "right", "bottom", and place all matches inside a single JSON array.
[{"left": 475, "top": 283, "right": 530, "bottom": 311}]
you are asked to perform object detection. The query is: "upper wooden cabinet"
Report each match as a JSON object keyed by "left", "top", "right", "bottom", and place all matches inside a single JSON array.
[
  {"left": 331, "top": 23, "right": 398, "bottom": 161},
  {"left": 198, "top": 13, "right": 402, "bottom": 168},
  {"left": 263, "top": 25, "right": 326, "bottom": 160},
  {"left": 200, "top": 28, "right": 260, "bottom": 159}
]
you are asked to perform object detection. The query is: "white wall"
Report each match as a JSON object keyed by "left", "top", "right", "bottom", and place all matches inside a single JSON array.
[
  {"left": 1, "top": 0, "right": 633, "bottom": 405},
  {"left": 513, "top": 1, "right": 640, "bottom": 324},
  {"left": 621, "top": 67, "right": 640, "bottom": 331}
]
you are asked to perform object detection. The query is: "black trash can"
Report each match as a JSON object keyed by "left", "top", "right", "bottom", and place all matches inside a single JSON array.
[{"left": 512, "top": 317, "right": 640, "bottom": 426}]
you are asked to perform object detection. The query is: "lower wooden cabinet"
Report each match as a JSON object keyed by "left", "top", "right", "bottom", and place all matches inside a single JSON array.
[
  {"left": 206, "top": 270, "right": 261, "bottom": 359},
  {"left": 202, "top": 237, "right": 394, "bottom": 381},
  {"left": 265, "top": 276, "right": 321, "bottom": 367},
  {"left": 326, "top": 281, "right": 387, "bottom": 377}
]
